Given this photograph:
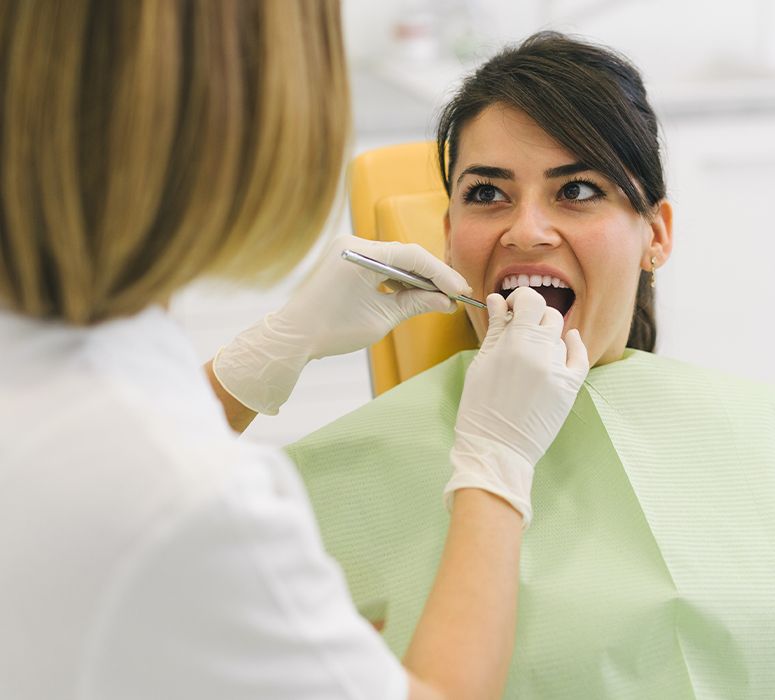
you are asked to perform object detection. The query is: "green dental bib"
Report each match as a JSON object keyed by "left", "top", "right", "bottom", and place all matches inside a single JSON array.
[{"left": 287, "top": 349, "right": 775, "bottom": 698}]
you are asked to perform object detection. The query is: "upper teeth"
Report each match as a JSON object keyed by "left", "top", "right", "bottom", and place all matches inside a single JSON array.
[{"left": 501, "top": 273, "right": 569, "bottom": 290}]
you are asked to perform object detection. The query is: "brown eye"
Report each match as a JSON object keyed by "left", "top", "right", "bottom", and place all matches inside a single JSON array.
[
  {"left": 563, "top": 183, "right": 581, "bottom": 200},
  {"left": 475, "top": 185, "right": 497, "bottom": 202},
  {"left": 559, "top": 180, "right": 603, "bottom": 202},
  {"left": 464, "top": 182, "right": 506, "bottom": 205}
]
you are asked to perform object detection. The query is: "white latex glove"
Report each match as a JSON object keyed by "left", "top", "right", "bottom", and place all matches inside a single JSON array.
[
  {"left": 212, "top": 235, "right": 471, "bottom": 415},
  {"left": 444, "top": 287, "right": 589, "bottom": 527}
]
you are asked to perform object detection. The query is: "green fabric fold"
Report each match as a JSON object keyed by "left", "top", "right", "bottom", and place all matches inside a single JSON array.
[{"left": 287, "top": 349, "right": 775, "bottom": 698}]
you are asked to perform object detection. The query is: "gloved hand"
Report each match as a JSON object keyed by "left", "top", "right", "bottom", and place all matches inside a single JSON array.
[
  {"left": 212, "top": 234, "right": 471, "bottom": 415},
  {"left": 444, "top": 287, "right": 589, "bottom": 527}
]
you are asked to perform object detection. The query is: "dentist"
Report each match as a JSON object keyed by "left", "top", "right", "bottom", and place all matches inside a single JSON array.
[{"left": 0, "top": 2, "right": 587, "bottom": 700}]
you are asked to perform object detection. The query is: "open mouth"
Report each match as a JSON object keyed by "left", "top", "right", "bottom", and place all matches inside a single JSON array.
[{"left": 497, "top": 274, "right": 576, "bottom": 317}]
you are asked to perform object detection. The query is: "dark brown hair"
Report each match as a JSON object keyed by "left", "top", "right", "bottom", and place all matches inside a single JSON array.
[
  {"left": 437, "top": 31, "right": 665, "bottom": 351},
  {"left": 0, "top": 0, "right": 349, "bottom": 324}
]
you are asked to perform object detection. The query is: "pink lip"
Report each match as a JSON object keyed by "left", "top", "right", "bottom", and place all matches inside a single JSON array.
[{"left": 491, "top": 264, "right": 575, "bottom": 295}]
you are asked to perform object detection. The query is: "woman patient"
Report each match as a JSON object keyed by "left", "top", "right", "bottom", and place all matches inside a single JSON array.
[{"left": 288, "top": 32, "right": 775, "bottom": 698}]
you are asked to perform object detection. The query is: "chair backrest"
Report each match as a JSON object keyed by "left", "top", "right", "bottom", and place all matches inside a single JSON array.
[{"left": 349, "top": 142, "right": 478, "bottom": 395}]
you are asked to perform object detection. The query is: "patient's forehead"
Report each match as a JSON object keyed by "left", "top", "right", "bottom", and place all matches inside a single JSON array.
[{"left": 451, "top": 105, "right": 576, "bottom": 187}]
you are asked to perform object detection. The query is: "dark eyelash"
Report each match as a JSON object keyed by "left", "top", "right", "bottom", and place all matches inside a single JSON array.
[
  {"left": 462, "top": 177, "right": 606, "bottom": 205},
  {"left": 560, "top": 177, "right": 606, "bottom": 202},
  {"left": 463, "top": 179, "right": 501, "bottom": 205}
]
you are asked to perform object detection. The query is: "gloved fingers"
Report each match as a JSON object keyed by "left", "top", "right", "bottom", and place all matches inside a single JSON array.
[
  {"left": 330, "top": 236, "right": 400, "bottom": 287},
  {"left": 375, "top": 241, "right": 471, "bottom": 297},
  {"left": 380, "top": 279, "right": 454, "bottom": 311},
  {"left": 563, "top": 328, "right": 590, "bottom": 373},
  {"left": 486, "top": 292, "right": 508, "bottom": 312},
  {"left": 478, "top": 293, "right": 509, "bottom": 352},
  {"left": 539, "top": 305, "right": 565, "bottom": 335},
  {"left": 389, "top": 288, "right": 457, "bottom": 319},
  {"left": 383, "top": 279, "right": 408, "bottom": 293},
  {"left": 505, "top": 286, "right": 547, "bottom": 326}
]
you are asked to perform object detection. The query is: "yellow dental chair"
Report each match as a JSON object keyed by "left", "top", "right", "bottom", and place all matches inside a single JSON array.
[{"left": 349, "top": 142, "right": 479, "bottom": 396}]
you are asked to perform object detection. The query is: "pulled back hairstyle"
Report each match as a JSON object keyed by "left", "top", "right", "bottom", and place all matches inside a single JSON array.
[
  {"left": 437, "top": 31, "right": 665, "bottom": 352},
  {"left": 0, "top": 0, "right": 349, "bottom": 324}
]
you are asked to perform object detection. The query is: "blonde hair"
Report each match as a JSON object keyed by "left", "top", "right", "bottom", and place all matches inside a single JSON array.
[{"left": 0, "top": 0, "right": 349, "bottom": 324}]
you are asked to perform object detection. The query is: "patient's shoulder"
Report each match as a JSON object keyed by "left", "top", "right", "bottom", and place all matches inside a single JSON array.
[
  {"left": 586, "top": 349, "right": 775, "bottom": 437},
  {"left": 594, "top": 349, "right": 773, "bottom": 399}
]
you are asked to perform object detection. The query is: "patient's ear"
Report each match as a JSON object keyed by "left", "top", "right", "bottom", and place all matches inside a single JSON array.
[
  {"left": 641, "top": 199, "right": 673, "bottom": 270},
  {"left": 443, "top": 211, "right": 451, "bottom": 265}
]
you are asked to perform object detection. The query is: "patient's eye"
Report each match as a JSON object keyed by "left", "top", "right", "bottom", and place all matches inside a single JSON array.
[
  {"left": 463, "top": 181, "right": 507, "bottom": 205},
  {"left": 558, "top": 179, "right": 605, "bottom": 203}
]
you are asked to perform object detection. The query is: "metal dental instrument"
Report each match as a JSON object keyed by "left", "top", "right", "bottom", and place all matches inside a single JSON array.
[{"left": 341, "top": 249, "right": 487, "bottom": 309}]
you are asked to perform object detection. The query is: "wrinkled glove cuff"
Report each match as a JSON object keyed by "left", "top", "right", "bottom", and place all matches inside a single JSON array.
[
  {"left": 211, "top": 314, "right": 311, "bottom": 415},
  {"left": 444, "top": 432, "right": 535, "bottom": 528}
]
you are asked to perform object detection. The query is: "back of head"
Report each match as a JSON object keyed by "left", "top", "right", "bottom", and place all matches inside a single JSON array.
[
  {"left": 437, "top": 31, "right": 666, "bottom": 351},
  {"left": 0, "top": 0, "right": 349, "bottom": 324}
]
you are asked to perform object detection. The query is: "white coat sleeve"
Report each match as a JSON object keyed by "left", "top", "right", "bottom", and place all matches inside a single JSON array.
[{"left": 79, "top": 446, "right": 408, "bottom": 700}]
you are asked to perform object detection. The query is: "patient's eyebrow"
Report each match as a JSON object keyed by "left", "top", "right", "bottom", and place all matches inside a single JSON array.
[
  {"left": 544, "top": 162, "right": 591, "bottom": 179},
  {"left": 456, "top": 165, "right": 514, "bottom": 187},
  {"left": 456, "top": 162, "right": 592, "bottom": 187}
]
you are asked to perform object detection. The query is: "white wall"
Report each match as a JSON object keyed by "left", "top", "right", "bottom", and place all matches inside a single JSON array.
[
  {"left": 343, "top": 0, "right": 775, "bottom": 80},
  {"left": 658, "top": 114, "right": 775, "bottom": 381}
]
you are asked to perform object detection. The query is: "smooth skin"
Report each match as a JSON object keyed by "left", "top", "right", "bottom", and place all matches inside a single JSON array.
[{"left": 444, "top": 104, "right": 673, "bottom": 366}]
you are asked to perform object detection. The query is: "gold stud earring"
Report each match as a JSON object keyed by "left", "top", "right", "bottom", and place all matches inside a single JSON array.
[{"left": 650, "top": 256, "right": 657, "bottom": 288}]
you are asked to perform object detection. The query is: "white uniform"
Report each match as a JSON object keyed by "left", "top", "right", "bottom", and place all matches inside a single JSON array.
[{"left": 0, "top": 306, "right": 407, "bottom": 700}]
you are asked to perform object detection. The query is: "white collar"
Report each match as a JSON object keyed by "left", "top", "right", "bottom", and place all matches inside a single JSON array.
[{"left": 0, "top": 305, "right": 226, "bottom": 431}]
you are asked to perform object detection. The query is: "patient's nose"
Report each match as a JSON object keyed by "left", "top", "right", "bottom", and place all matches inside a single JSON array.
[{"left": 499, "top": 202, "right": 561, "bottom": 251}]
